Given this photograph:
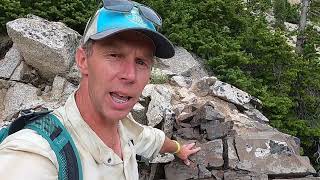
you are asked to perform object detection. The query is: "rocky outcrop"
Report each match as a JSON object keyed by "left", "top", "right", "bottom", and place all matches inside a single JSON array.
[
  {"left": 0, "top": 44, "right": 22, "bottom": 79},
  {"left": 0, "top": 15, "right": 318, "bottom": 180},
  {"left": 6, "top": 15, "right": 81, "bottom": 79},
  {"left": 137, "top": 77, "right": 316, "bottom": 179},
  {"left": 157, "top": 46, "right": 208, "bottom": 81}
]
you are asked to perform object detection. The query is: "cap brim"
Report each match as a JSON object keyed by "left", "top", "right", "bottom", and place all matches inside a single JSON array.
[{"left": 89, "top": 28, "right": 175, "bottom": 59}]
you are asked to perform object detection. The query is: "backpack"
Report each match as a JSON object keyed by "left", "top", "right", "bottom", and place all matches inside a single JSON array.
[{"left": 0, "top": 107, "right": 83, "bottom": 180}]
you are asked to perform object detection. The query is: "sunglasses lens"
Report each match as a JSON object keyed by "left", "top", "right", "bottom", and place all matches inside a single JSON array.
[
  {"left": 139, "top": 5, "right": 162, "bottom": 26},
  {"left": 103, "top": 0, "right": 133, "bottom": 12}
]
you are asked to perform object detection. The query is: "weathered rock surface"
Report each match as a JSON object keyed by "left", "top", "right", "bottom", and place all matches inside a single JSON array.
[
  {"left": 158, "top": 46, "right": 208, "bottom": 80},
  {"left": 6, "top": 15, "right": 81, "bottom": 79},
  {"left": 3, "top": 82, "right": 44, "bottom": 119},
  {"left": 235, "top": 134, "right": 315, "bottom": 175},
  {"left": 191, "top": 76, "right": 217, "bottom": 97},
  {"left": 170, "top": 75, "right": 189, "bottom": 88},
  {"left": 0, "top": 15, "right": 318, "bottom": 180},
  {"left": 188, "top": 140, "right": 224, "bottom": 168},
  {"left": 0, "top": 44, "right": 22, "bottom": 79},
  {"left": 10, "top": 61, "right": 32, "bottom": 82},
  {"left": 211, "top": 80, "right": 256, "bottom": 109},
  {"left": 164, "top": 160, "right": 199, "bottom": 180},
  {"left": 146, "top": 85, "right": 174, "bottom": 127},
  {"left": 131, "top": 103, "right": 147, "bottom": 125}
]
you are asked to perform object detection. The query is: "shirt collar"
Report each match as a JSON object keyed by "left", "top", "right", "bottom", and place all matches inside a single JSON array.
[{"left": 62, "top": 90, "right": 133, "bottom": 165}]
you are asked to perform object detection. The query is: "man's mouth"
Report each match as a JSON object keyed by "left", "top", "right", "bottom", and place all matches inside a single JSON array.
[{"left": 110, "top": 92, "right": 132, "bottom": 104}]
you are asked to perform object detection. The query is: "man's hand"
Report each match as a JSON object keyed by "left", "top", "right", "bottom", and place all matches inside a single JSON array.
[
  {"left": 175, "top": 142, "right": 201, "bottom": 166},
  {"left": 160, "top": 138, "right": 201, "bottom": 166}
]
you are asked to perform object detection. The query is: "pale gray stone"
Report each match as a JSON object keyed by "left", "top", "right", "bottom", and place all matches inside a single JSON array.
[
  {"left": 313, "top": 24, "right": 320, "bottom": 33},
  {"left": 141, "top": 84, "right": 155, "bottom": 98},
  {"left": 288, "top": 0, "right": 300, "bottom": 5},
  {"left": 170, "top": 75, "right": 188, "bottom": 87},
  {"left": 191, "top": 76, "right": 217, "bottom": 97},
  {"left": 0, "top": 44, "right": 22, "bottom": 79},
  {"left": 287, "top": 35, "right": 297, "bottom": 48},
  {"left": 159, "top": 46, "right": 208, "bottom": 80},
  {"left": 131, "top": 103, "right": 147, "bottom": 125},
  {"left": 245, "top": 109, "right": 269, "bottom": 123},
  {"left": 211, "top": 80, "right": 252, "bottom": 108},
  {"left": 265, "top": 13, "right": 276, "bottom": 25},
  {"left": 235, "top": 135, "right": 316, "bottom": 174},
  {"left": 10, "top": 61, "right": 32, "bottom": 81},
  {"left": 0, "top": 88, "right": 7, "bottom": 120},
  {"left": 150, "top": 153, "right": 174, "bottom": 163},
  {"left": 3, "top": 82, "right": 44, "bottom": 118},
  {"left": 177, "top": 87, "right": 190, "bottom": 98},
  {"left": 6, "top": 15, "right": 81, "bottom": 79},
  {"left": 163, "top": 108, "right": 175, "bottom": 138},
  {"left": 284, "top": 22, "right": 299, "bottom": 32},
  {"left": 146, "top": 85, "right": 174, "bottom": 127},
  {"left": 51, "top": 75, "right": 67, "bottom": 100},
  {"left": 181, "top": 93, "right": 197, "bottom": 104},
  {"left": 228, "top": 137, "right": 239, "bottom": 169}
]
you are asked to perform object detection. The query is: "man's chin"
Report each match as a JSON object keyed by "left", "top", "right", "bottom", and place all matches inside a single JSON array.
[{"left": 104, "top": 110, "right": 131, "bottom": 122}]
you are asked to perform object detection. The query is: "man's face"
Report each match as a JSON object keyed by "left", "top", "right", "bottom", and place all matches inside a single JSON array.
[{"left": 79, "top": 31, "right": 155, "bottom": 123}]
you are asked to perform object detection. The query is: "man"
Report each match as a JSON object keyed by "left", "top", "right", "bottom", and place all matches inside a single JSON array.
[{"left": 0, "top": 1, "right": 200, "bottom": 179}]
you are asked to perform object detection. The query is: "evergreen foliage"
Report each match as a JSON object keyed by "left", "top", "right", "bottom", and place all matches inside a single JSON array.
[
  {"left": 0, "top": 0, "right": 320, "bottom": 170},
  {"left": 0, "top": 0, "right": 97, "bottom": 33}
]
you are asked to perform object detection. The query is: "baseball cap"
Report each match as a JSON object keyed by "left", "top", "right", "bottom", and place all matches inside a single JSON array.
[{"left": 82, "top": 3, "right": 175, "bottom": 59}]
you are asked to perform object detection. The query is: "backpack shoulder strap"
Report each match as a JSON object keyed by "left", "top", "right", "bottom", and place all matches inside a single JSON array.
[
  {"left": 25, "top": 113, "right": 83, "bottom": 180},
  {"left": 0, "top": 110, "right": 83, "bottom": 180},
  {"left": 1, "top": 109, "right": 52, "bottom": 142}
]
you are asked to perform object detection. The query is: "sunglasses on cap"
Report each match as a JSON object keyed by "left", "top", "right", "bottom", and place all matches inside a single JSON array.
[{"left": 103, "top": 0, "right": 162, "bottom": 27}]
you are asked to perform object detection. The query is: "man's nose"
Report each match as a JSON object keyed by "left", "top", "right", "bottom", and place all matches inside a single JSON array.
[{"left": 118, "top": 59, "right": 137, "bottom": 83}]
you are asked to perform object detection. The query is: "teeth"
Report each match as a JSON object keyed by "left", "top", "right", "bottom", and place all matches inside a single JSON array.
[{"left": 111, "top": 92, "right": 129, "bottom": 104}]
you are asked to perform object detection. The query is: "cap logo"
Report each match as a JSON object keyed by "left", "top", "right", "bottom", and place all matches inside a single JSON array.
[{"left": 126, "top": 7, "right": 147, "bottom": 27}]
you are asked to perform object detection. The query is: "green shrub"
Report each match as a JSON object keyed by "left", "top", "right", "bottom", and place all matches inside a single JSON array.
[
  {"left": 0, "top": 0, "right": 97, "bottom": 34},
  {"left": 273, "top": 0, "right": 300, "bottom": 29}
]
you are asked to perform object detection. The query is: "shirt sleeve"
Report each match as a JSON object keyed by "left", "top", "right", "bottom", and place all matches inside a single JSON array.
[
  {"left": 121, "top": 114, "right": 166, "bottom": 159},
  {"left": 0, "top": 129, "right": 58, "bottom": 180}
]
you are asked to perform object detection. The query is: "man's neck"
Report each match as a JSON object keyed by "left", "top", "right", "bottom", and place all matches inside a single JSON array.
[{"left": 75, "top": 87, "right": 122, "bottom": 158}]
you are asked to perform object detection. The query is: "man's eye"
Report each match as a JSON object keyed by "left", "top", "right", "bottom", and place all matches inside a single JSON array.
[
  {"left": 136, "top": 59, "right": 151, "bottom": 70},
  {"left": 110, "top": 54, "right": 119, "bottom": 58},
  {"left": 136, "top": 59, "right": 146, "bottom": 66}
]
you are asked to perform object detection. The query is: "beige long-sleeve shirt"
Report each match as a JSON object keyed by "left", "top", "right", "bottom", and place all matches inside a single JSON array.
[{"left": 0, "top": 91, "right": 165, "bottom": 180}]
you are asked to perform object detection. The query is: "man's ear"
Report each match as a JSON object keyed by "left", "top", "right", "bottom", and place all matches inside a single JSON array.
[{"left": 76, "top": 47, "right": 89, "bottom": 76}]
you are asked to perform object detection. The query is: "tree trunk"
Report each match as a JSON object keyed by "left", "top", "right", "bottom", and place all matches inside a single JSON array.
[{"left": 296, "top": 0, "right": 310, "bottom": 54}]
